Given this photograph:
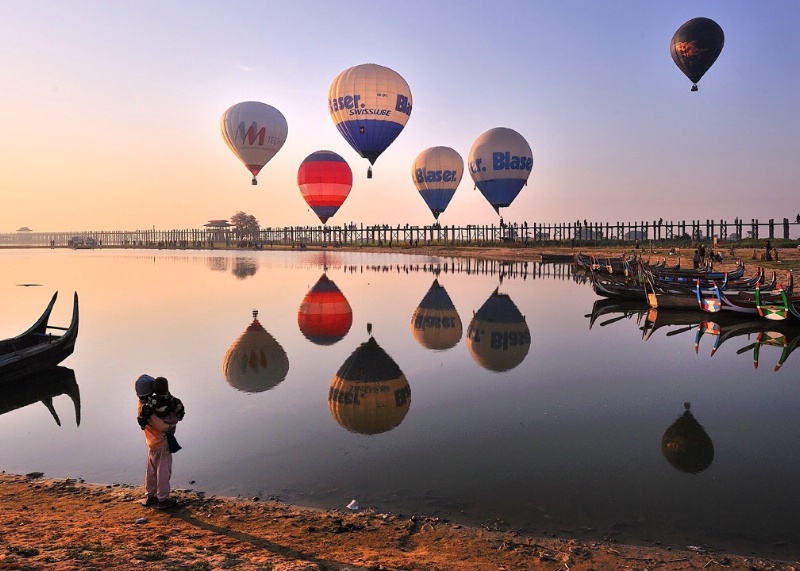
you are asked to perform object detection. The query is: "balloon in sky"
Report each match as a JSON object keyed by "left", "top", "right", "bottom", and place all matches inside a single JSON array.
[
  {"left": 467, "top": 128, "right": 533, "bottom": 214},
  {"left": 220, "top": 101, "right": 288, "bottom": 185},
  {"left": 328, "top": 63, "right": 412, "bottom": 179},
  {"left": 670, "top": 17, "right": 725, "bottom": 92},
  {"left": 411, "top": 147, "right": 463, "bottom": 220},
  {"left": 297, "top": 151, "right": 353, "bottom": 224}
]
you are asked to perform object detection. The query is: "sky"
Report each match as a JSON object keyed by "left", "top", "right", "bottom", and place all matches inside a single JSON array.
[{"left": 1, "top": 1, "right": 799, "bottom": 233}]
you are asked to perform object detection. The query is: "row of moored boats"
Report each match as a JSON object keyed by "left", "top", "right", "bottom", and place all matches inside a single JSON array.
[{"left": 578, "top": 252, "right": 799, "bottom": 321}]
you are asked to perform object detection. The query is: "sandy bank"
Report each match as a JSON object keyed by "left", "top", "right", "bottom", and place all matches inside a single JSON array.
[{"left": 0, "top": 473, "right": 797, "bottom": 571}]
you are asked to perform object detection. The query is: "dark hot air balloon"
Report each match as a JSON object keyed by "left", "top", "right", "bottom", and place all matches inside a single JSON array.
[
  {"left": 662, "top": 402, "right": 714, "bottom": 473},
  {"left": 670, "top": 17, "right": 725, "bottom": 91}
]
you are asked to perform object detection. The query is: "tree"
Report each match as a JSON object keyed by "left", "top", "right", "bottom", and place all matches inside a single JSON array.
[{"left": 230, "top": 211, "right": 260, "bottom": 239}]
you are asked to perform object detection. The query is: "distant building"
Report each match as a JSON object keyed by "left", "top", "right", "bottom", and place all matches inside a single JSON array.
[
  {"left": 16, "top": 227, "right": 32, "bottom": 232},
  {"left": 204, "top": 219, "right": 232, "bottom": 243}
]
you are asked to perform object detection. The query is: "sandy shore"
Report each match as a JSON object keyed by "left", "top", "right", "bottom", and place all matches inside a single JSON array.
[
  {"left": 3, "top": 244, "right": 799, "bottom": 570},
  {"left": 1, "top": 472, "right": 797, "bottom": 571}
]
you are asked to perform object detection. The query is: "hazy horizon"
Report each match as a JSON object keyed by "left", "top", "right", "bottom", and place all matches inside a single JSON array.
[{"left": 3, "top": 1, "right": 798, "bottom": 233}]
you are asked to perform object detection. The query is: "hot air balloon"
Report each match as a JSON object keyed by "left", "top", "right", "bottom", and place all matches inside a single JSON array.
[
  {"left": 222, "top": 310, "right": 289, "bottom": 393},
  {"left": 410, "top": 279, "right": 462, "bottom": 351},
  {"left": 466, "top": 288, "right": 531, "bottom": 372},
  {"left": 328, "top": 336, "right": 411, "bottom": 435},
  {"left": 662, "top": 402, "right": 714, "bottom": 473},
  {"left": 297, "top": 151, "right": 353, "bottom": 224},
  {"left": 670, "top": 17, "right": 725, "bottom": 91},
  {"left": 297, "top": 274, "right": 353, "bottom": 345},
  {"left": 411, "top": 147, "right": 463, "bottom": 220},
  {"left": 328, "top": 63, "right": 412, "bottom": 179},
  {"left": 468, "top": 128, "right": 533, "bottom": 215},
  {"left": 220, "top": 101, "right": 288, "bottom": 185}
]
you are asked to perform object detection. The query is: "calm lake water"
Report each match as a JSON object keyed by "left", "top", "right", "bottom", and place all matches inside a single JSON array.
[{"left": 1, "top": 249, "right": 799, "bottom": 559}]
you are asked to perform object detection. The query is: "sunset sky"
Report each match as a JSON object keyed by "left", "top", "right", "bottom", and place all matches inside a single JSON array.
[{"left": 2, "top": 1, "right": 799, "bottom": 233}]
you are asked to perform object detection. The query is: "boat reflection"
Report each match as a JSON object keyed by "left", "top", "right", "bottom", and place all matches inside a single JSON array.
[
  {"left": 662, "top": 402, "right": 714, "bottom": 474},
  {"left": 587, "top": 300, "right": 800, "bottom": 372},
  {"left": 328, "top": 330, "right": 411, "bottom": 435},
  {"left": 586, "top": 298, "right": 648, "bottom": 330},
  {"left": 467, "top": 288, "right": 531, "bottom": 372},
  {"left": 297, "top": 274, "right": 353, "bottom": 346},
  {"left": 410, "top": 279, "right": 462, "bottom": 351},
  {"left": 0, "top": 366, "right": 80, "bottom": 427},
  {"left": 222, "top": 310, "right": 290, "bottom": 393}
]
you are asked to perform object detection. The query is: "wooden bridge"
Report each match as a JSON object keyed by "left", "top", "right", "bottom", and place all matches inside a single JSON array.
[{"left": 2, "top": 217, "right": 797, "bottom": 249}]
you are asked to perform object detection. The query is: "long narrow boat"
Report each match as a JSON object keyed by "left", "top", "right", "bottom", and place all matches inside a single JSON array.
[
  {"left": 696, "top": 279, "right": 723, "bottom": 313},
  {"left": 0, "top": 292, "right": 80, "bottom": 383},
  {"left": 649, "top": 261, "right": 746, "bottom": 286},
  {"left": 755, "top": 285, "right": 790, "bottom": 321}
]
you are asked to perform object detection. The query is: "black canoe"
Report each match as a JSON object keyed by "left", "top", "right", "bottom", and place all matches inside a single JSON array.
[{"left": 0, "top": 292, "right": 79, "bottom": 383}]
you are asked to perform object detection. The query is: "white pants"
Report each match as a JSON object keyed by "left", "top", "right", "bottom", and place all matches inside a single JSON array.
[{"left": 145, "top": 444, "right": 172, "bottom": 501}]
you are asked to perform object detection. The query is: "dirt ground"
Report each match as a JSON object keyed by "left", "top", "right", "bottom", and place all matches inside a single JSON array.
[
  {"left": 1, "top": 473, "right": 797, "bottom": 571},
  {"left": 3, "top": 244, "right": 799, "bottom": 571}
]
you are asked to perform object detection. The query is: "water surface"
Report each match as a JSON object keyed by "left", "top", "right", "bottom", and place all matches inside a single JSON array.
[{"left": 1, "top": 249, "right": 798, "bottom": 559}]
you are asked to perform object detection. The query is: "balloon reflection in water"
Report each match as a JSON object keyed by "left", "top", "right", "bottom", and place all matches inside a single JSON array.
[
  {"left": 467, "top": 288, "right": 531, "bottom": 372},
  {"left": 297, "top": 274, "right": 353, "bottom": 346},
  {"left": 410, "top": 279, "right": 462, "bottom": 351},
  {"left": 222, "top": 310, "right": 289, "bottom": 393},
  {"left": 329, "top": 336, "right": 411, "bottom": 435},
  {"left": 662, "top": 402, "right": 714, "bottom": 474}
]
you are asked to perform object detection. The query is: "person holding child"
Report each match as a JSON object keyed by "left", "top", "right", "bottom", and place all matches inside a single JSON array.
[{"left": 135, "top": 374, "right": 185, "bottom": 509}]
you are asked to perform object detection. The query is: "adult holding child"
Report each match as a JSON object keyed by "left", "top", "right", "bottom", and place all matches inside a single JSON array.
[{"left": 135, "top": 374, "right": 185, "bottom": 510}]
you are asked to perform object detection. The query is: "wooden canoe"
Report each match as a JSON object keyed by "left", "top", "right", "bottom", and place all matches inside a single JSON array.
[{"left": 0, "top": 292, "right": 79, "bottom": 383}]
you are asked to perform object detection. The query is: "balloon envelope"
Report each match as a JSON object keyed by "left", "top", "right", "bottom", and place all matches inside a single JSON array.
[
  {"left": 221, "top": 101, "right": 288, "bottom": 184},
  {"left": 410, "top": 279, "right": 462, "bottom": 350},
  {"left": 329, "top": 337, "right": 411, "bottom": 435},
  {"left": 411, "top": 147, "right": 463, "bottom": 220},
  {"left": 297, "top": 274, "right": 353, "bottom": 345},
  {"left": 468, "top": 128, "right": 533, "bottom": 214},
  {"left": 466, "top": 288, "right": 531, "bottom": 372},
  {"left": 297, "top": 151, "right": 353, "bottom": 224},
  {"left": 328, "top": 63, "right": 412, "bottom": 169},
  {"left": 662, "top": 403, "right": 714, "bottom": 473},
  {"left": 670, "top": 17, "right": 724, "bottom": 91},
  {"left": 222, "top": 311, "right": 289, "bottom": 393}
]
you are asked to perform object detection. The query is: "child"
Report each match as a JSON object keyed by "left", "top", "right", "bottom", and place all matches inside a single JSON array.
[
  {"left": 135, "top": 375, "right": 184, "bottom": 509},
  {"left": 137, "top": 377, "right": 185, "bottom": 428}
]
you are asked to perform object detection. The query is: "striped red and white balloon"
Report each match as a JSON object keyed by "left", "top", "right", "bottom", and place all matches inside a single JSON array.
[
  {"left": 297, "top": 150, "right": 353, "bottom": 224},
  {"left": 297, "top": 274, "right": 353, "bottom": 345}
]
